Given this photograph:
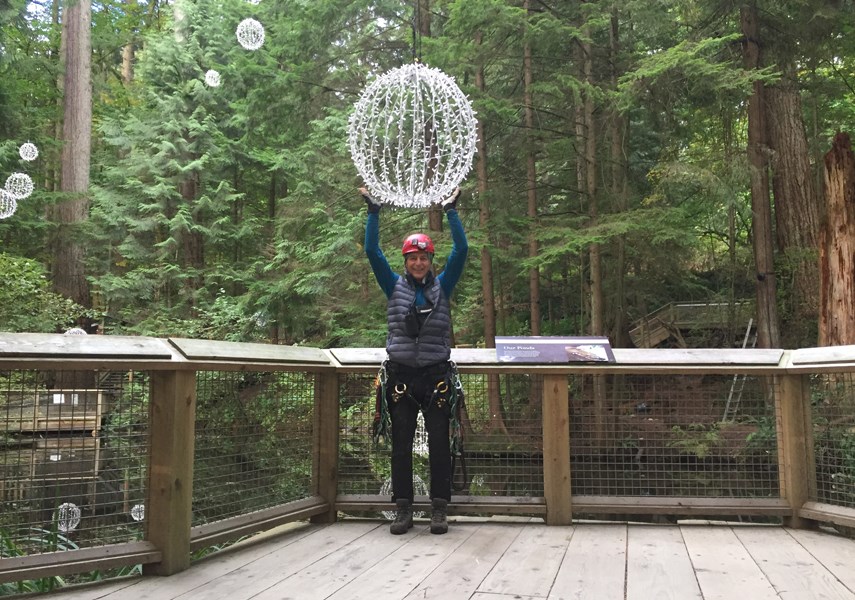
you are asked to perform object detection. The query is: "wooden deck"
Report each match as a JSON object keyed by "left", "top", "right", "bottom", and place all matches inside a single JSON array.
[{"left": 42, "top": 518, "right": 855, "bottom": 600}]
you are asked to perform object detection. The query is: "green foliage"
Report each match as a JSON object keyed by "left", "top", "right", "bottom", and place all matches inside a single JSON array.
[
  {"left": 0, "top": 0, "right": 852, "bottom": 348},
  {"left": 668, "top": 423, "right": 724, "bottom": 459},
  {"left": 0, "top": 527, "right": 76, "bottom": 594},
  {"left": 0, "top": 254, "right": 92, "bottom": 332}
]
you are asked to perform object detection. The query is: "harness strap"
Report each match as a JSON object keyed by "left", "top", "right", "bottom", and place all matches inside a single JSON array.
[
  {"left": 372, "top": 360, "right": 392, "bottom": 447},
  {"left": 448, "top": 361, "right": 468, "bottom": 491}
]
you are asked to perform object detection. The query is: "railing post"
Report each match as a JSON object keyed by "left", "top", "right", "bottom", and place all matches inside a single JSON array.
[
  {"left": 311, "top": 369, "right": 339, "bottom": 523},
  {"left": 775, "top": 372, "right": 817, "bottom": 529},
  {"left": 542, "top": 373, "right": 572, "bottom": 525},
  {"left": 144, "top": 369, "right": 197, "bottom": 575}
]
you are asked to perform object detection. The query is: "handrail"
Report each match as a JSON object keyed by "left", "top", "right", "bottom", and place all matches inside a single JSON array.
[{"left": 1, "top": 333, "right": 855, "bottom": 586}]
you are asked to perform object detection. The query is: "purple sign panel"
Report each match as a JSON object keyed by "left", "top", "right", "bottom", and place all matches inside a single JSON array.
[{"left": 495, "top": 336, "right": 615, "bottom": 364}]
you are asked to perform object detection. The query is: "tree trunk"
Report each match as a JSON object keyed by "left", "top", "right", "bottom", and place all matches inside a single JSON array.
[
  {"left": 819, "top": 133, "right": 855, "bottom": 346},
  {"left": 417, "top": 0, "right": 442, "bottom": 233},
  {"left": 766, "top": 73, "right": 820, "bottom": 343},
  {"left": 474, "top": 32, "right": 506, "bottom": 436},
  {"left": 50, "top": 0, "right": 92, "bottom": 309},
  {"left": 523, "top": 0, "right": 541, "bottom": 335},
  {"left": 121, "top": 0, "right": 137, "bottom": 85},
  {"left": 475, "top": 34, "right": 496, "bottom": 349},
  {"left": 741, "top": 3, "right": 780, "bottom": 348},
  {"left": 179, "top": 176, "right": 204, "bottom": 302},
  {"left": 609, "top": 7, "right": 630, "bottom": 348}
]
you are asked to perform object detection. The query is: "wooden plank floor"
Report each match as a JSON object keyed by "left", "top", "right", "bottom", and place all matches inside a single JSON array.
[{"left": 42, "top": 519, "right": 855, "bottom": 600}]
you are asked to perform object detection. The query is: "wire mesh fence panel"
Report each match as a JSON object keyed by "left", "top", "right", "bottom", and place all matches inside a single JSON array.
[
  {"left": 569, "top": 374, "right": 780, "bottom": 499},
  {"left": 192, "top": 371, "right": 315, "bottom": 526},
  {"left": 0, "top": 369, "right": 148, "bottom": 558},
  {"left": 810, "top": 372, "right": 855, "bottom": 510},
  {"left": 337, "top": 371, "right": 544, "bottom": 503}
]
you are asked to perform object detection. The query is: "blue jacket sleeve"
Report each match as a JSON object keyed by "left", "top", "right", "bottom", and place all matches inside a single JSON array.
[
  {"left": 365, "top": 211, "right": 398, "bottom": 299},
  {"left": 438, "top": 208, "right": 469, "bottom": 298}
]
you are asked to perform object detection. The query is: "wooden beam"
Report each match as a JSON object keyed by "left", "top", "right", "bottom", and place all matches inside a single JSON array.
[
  {"left": 145, "top": 370, "right": 196, "bottom": 575},
  {"left": 310, "top": 371, "right": 340, "bottom": 524},
  {"left": 775, "top": 373, "right": 817, "bottom": 529},
  {"left": 542, "top": 374, "right": 571, "bottom": 525},
  {"left": 191, "top": 497, "right": 329, "bottom": 550},
  {"left": 0, "top": 542, "right": 159, "bottom": 584}
]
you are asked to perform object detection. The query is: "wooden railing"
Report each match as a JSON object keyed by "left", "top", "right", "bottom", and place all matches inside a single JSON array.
[
  {"left": 1, "top": 333, "right": 855, "bottom": 586},
  {"left": 628, "top": 301, "right": 755, "bottom": 347}
]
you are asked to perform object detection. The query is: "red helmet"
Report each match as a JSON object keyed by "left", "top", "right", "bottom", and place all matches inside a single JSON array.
[{"left": 402, "top": 233, "right": 435, "bottom": 256}]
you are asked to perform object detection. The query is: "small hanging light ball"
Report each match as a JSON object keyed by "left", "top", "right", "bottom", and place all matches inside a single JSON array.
[
  {"left": 0, "top": 190, "right": 17, "bottom": 219},
  {"left": 130, "top": 503, "right": 145, "bottom": 522},
  {"left": 55, "top": 502, "right": 82, "bottom": 532},
  {"left": 19, "top": 142, "right": 39, "bottom": 162},
  {"left": 347, "top": 62, "right": 478, "bottom": 209},
  {"left": 5, "top": 173, "right": 34, "bottom": 199},
  {"left": 204, "top": 69, "right": 221, "bottom": 87},
  {"left": 236, "top": 18, "right": 265, "bottom": 51}
]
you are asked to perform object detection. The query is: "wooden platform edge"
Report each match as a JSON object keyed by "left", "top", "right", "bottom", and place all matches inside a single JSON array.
[
  {"left": 799, "top": 501, "right": 855, "bottom": 530},
  {"left": 189, "top": 496, "right": 329, "bottom": 551},
  {"left": 0, "top": 541, "right": 160, "bottom": 584}
]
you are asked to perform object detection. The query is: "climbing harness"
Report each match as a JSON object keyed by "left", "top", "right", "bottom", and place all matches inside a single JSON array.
[{"left": 372, "top": 359, "right": 469, "bottom": 492}]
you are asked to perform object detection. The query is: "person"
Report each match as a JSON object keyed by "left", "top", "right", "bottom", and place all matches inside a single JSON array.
[{"left": 360, "top": 186, "right": 468, "bottom": 535}]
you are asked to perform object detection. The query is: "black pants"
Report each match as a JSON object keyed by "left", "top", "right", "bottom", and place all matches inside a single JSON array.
[{"left": 387, "top": 363, "right": 452, "bottom": 502}]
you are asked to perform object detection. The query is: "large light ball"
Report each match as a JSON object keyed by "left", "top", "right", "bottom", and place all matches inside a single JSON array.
[
  {"left": 0, "top": 190, "right": 17, "bottom": 219},
  {"left": 347, "top": 62, "right": 478, "bottom": 208},
  {"left": 236, "top": 18, "right": 265, "bottom": 51},
  {"left": 5, "top": 173, "right": 34, "bottom": 199}
]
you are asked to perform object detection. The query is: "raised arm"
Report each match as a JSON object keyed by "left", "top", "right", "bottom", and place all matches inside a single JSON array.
[
  {"left": 361, "top": 189, "right": 397, "bottom": 299},
  {"left": 438, "top": 189, "right": 468, "bottom": 297}
]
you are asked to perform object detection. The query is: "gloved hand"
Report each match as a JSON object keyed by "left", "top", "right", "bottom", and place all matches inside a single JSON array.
[
  {"left": 359, "top": 187, "right": 382, "bottom": 214},
  {"left": 441, "top": 187, "right": 461, "bottom": 213}
]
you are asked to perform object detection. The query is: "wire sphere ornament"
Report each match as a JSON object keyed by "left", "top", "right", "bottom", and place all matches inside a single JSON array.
[
  {"left": 236, "top": 18, "right": 265, "bottom": 51},
  {"left": 19, "top": 142, "right": 39, "bottom": 162},
  {"left": 204, "top": 69, "right": 221, "bottom": 87},
  {"left": 5, "top": 172, "right": 34, "bottom": 199},
  {"left": 414, "top": 412, "right": 428, "bottom": 457},
  {"left": 55, "top": 502, "right": 82, "bottom": 532},
  {"left": 347, "top": 62, "right": 478, "bottom": 209},
  {"left": 130, "top": 503, "right": 145, "bottom": 522},
  {"left": 380, "top": 474, "right": 427, "bottom": 519},
  {"left": 0, "top": 190, "right": 16, "bottom": 219}
]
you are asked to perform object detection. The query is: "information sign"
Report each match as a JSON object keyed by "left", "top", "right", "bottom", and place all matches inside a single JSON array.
[{"left": 495, "top": 336, "right": 615, "bottom": 364}]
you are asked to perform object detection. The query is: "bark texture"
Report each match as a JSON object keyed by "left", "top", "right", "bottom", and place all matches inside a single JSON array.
[{"left": 819, "top": 133, "right": 855, "bottom": 346}]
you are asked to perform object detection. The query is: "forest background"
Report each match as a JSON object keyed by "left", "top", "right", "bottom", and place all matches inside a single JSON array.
[{"left": 0, "top": 0, "right": 853, "bottom": 351}]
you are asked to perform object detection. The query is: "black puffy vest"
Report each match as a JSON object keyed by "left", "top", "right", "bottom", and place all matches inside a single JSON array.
[{"left": 386, "top": 274, "right": 451, "bottom": 367}]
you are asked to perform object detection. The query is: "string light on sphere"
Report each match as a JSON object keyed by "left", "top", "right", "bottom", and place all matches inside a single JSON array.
[
  {"left": 130, "top": 504, "right": 145, "bottom": 522},
  {"left": 236, "top": 18, "right": 265, "bottom": 50},
  {"left": 5, "top": 172, "right": 34, "bottom": 199},
  {"left": 347, "top": 62, "right": 478, "bottom": 208},
  {"left": 204, "top": 69, "right": 221, "bottom": 87},
  {"left": 0, "top": 190, "right": 17, "bottom": 219},
  {"left": 19, "top": 142, "right": 39, "bottom": 162},
  {"left": 55, "top": 502, "right": 82, "bottom": 532}
]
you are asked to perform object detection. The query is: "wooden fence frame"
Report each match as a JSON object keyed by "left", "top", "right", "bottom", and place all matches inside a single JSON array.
[{"left": 2, "top": 333, "right": 855, "bottom": 583}]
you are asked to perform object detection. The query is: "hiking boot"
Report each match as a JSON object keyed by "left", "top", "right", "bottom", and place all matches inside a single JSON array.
[
  {"left": 430, "top": 498, "right": 448, "bottom": 535},
  {"left": 390, "top": 499, "right": 413, "bottom": 535}
]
